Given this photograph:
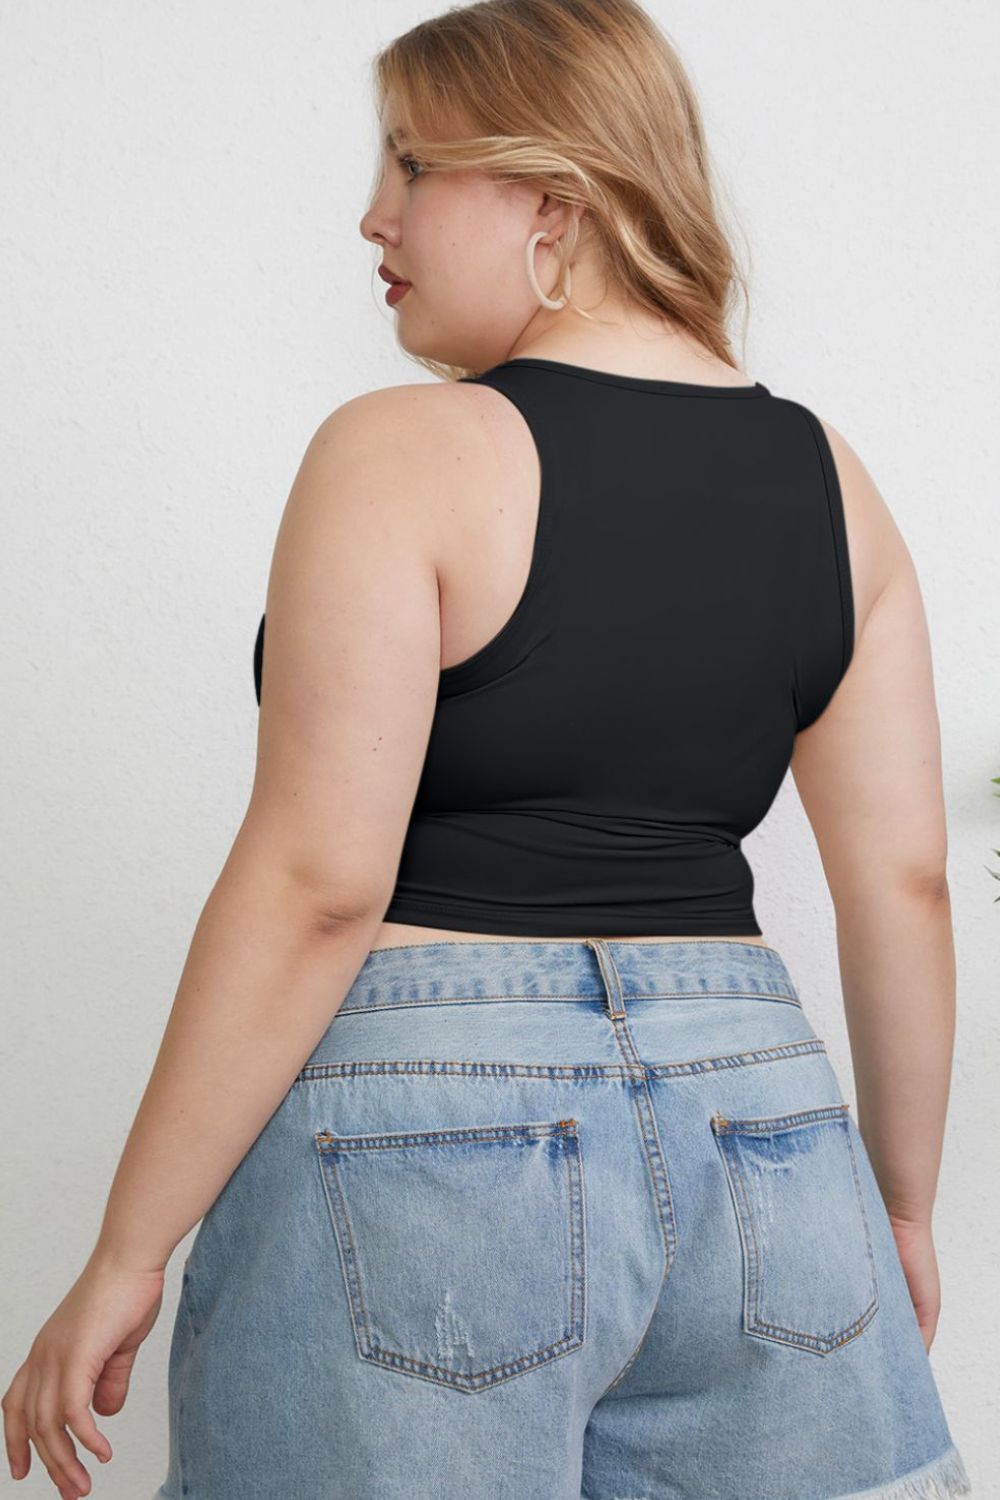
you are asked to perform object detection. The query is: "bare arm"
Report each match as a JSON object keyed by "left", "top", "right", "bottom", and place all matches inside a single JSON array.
[
  {"left": 791, "top": 420, "right": 954, "bottom": 1230},
  {"left": 91, "top": 382, "right": 462, "bottom": 1274}
]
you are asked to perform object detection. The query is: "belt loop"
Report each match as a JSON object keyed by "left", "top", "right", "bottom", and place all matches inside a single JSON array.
[{"left": 585, "top": 938, "right": 627, "bottom": 1019}]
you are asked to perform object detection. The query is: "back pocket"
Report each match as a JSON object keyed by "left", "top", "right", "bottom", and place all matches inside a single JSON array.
[
  {"left": 710, "top": 1102, "right": 878, "bottom": 1354},
  {"left": 314, "top": 1117, "right": 586, "bottom": 1392}
]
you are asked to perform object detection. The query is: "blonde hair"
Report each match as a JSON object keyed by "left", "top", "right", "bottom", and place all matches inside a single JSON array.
[{"left": 370, "top": 0, "right": 751, "bottom": 383}]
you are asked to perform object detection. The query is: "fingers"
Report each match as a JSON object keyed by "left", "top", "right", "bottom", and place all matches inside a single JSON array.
[
  {"left": 30, "top": 1364, "right": 87, "bottom": 1498},
  {"left": 2, "top": 1364, "right": 31, "bottom": 1481},
  {"left": 9, "top": 1360, "right": 111, "bottom": 1498},
  {"left": 64, "top": 1366, "right": 114, "bottom": 1468}
]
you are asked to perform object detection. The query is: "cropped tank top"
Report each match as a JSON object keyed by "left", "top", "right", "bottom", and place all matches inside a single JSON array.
[{"left": 253, "top": 357, "right": 854, "bottom": 937}]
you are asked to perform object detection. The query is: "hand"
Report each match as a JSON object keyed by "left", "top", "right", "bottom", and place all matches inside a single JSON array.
[
  {"left": 888, "top": 1214, "right": 941, "bottom": 1353},
  {"left": 2, "top": 1251, "right": 165, "bottom": 1497}
]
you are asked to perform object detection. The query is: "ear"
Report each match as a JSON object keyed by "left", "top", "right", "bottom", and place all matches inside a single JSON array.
[
  {"left": 537, "top": 193, "right": 582, "bottom": 233},
  {"left": 533, "top": 198, "right": 587, "bottom": 263}
]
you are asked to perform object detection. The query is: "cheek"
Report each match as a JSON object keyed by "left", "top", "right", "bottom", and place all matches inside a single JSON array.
[
  {"left": 442, "top": 226, "right": 524, "bottom": 299},
  {"left": 399, "top": 177, "right": 532, "bottom": 312},
  {"left": 413, "top": 180, "right": 520, "bottom": 272}
]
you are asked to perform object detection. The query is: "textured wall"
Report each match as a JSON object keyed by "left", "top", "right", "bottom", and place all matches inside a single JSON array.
[{"left": 2, "top": 1, "right": 995, "bottom": 1493}]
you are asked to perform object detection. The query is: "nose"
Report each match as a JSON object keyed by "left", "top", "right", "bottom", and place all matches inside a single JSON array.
[
  {"left": 359, "top": 178, "right": 396, "bottom": 249},
  {"left": 359, "top": 203, "right": 378, "bottom": 244}
]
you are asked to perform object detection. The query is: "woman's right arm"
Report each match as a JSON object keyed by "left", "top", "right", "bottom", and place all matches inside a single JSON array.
[{"left": 790, "top": 419, "right": 955, "bottom": 1348}]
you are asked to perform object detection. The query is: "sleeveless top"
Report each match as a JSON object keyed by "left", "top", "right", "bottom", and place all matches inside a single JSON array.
[{"left": 253, "top": 357, "right": 854, "bottom": 937}]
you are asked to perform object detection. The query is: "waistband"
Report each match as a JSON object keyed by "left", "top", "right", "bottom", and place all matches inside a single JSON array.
[{"left": 340, "top": 939, "right": 800, "bottom": 1020}]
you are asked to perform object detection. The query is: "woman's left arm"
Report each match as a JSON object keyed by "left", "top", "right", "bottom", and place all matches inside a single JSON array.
[{"left": 2, "top": 382, "right": 467, "bottom": 1495}]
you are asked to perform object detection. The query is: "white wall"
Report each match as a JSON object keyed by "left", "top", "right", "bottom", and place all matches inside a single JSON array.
[{"left": 1, "top": 1, "right": 995, "bottom": 1492}]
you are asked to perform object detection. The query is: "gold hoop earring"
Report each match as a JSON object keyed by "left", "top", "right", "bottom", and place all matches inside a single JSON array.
[{"left": 525, "top": 230, "right": 571, "bottom": 310}]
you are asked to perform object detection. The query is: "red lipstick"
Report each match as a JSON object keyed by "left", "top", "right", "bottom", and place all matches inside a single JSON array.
[{"left": 379, "top": 264, "right": 412, "bottom": 305}]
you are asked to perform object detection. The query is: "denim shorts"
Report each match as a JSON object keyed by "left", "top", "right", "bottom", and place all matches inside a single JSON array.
[{"left": 154, "top": 938, "right": 971, "bottom": 1500}]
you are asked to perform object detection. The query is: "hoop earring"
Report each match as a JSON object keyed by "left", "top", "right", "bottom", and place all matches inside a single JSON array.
[{"left": 525, "top": 229, "right": 572, "bottom": 311}]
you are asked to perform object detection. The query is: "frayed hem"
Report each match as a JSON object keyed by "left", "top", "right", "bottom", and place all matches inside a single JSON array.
[{"left": 838, "top": 1444, "right": 972, "bottom": 1498}]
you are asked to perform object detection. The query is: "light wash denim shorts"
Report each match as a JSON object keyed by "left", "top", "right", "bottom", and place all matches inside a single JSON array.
[{"left": 154, "top": 938, "right": 971, "bottom": 1499}]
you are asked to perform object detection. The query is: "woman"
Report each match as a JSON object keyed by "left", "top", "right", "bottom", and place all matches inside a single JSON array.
[{"left": 4, "top": 1, "right": 971, "bottom": 1496}]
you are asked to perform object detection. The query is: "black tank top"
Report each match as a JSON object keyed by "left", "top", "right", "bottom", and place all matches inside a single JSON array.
[{"left": 254, "top": 357, "right": 853, "bottom": 937}]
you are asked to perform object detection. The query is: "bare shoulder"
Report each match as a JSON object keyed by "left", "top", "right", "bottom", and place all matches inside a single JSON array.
[
  {"left": 813, "top": 414, "right": 914, "bottom": 635},
  {"left": 295, "top": 378, "right": 512, "bottom": 544},
  {"left": 244, "top": 377, "right": 532, "bottom": 911},
  {"left": 307, "top": 377, "right": 506, "bottom": 464},
  {"left": 304, "top": 379, "right": 474, "bottom": 476}
]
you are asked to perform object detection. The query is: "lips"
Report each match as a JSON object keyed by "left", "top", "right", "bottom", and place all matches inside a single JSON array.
[{"left": 378, "top": 265, "right": 410, "bottom": 286}]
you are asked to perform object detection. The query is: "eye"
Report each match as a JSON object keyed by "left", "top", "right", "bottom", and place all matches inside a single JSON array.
[{"left": 397, "top": 153, "right": 425, "bottom": 181}]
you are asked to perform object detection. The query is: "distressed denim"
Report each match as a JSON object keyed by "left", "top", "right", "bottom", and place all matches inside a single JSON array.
[{"left": 154, "top": 938, "right": 971, "bottom": 1499}]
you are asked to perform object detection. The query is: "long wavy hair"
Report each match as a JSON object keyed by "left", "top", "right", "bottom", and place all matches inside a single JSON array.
[{"left": 369, "top": 0, "right": 752, "bottom": 383}]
